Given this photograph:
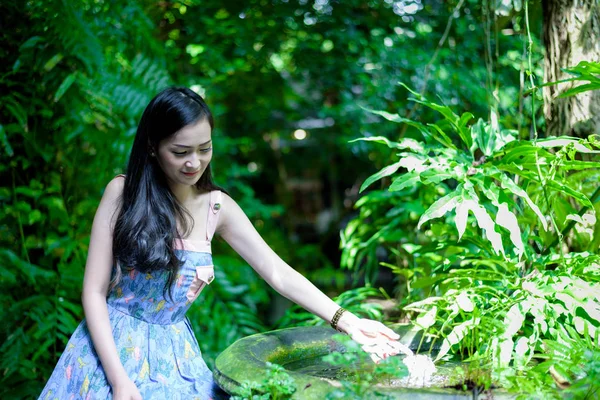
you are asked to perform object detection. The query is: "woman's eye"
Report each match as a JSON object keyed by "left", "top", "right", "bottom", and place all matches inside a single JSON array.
[{"left": 172, "top": 147, "right": 211, "bottom": 156}]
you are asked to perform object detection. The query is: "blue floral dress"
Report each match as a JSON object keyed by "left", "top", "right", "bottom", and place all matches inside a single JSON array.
[{"left": 38, "top": 185, "right": 223, "bottom": 400}]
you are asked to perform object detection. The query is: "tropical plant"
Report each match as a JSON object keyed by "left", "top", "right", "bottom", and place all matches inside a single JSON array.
[{"left": 344, "top": 78, "right": 600, "bottom": 394}]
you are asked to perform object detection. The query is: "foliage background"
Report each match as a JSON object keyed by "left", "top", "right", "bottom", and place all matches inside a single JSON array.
[{"left": 1, "top": 0, "right": 597, "bottom": 399}]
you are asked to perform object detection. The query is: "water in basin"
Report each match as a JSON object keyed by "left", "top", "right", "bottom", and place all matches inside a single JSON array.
[{"left": 281, "top": 354, "right": 464, "bottom": 388}]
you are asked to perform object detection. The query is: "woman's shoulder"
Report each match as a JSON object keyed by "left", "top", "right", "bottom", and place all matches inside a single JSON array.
[
  {"left": 216, "top": 191, "right": 241, "bottom": 221},
  {"left": 216, "top": 190, "right": 233, "bottom": 206},
  {"left": 111, "top": 174, "right": 126, "bottom": 186},
  {"left": 104, "top": 174, "right": 126, "bottom": 198}
]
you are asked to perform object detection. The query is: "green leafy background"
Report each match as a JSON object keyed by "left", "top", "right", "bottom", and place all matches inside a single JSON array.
[{"left": 1, "top": 1, "right": 598, "bottom": 399}]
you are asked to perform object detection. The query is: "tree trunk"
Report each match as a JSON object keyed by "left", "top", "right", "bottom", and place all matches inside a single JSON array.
[{"left": 542, "top": 0, "right": 600, "bottom": 137}]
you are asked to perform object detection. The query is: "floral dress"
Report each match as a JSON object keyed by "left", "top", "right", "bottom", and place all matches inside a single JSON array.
[{"left": 38, "top": 182, "right": 223, "bottom": 400}]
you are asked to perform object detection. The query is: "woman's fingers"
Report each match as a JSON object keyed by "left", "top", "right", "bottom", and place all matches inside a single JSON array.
[
  {"left": 357, "top": 337, "right": 414, "bottom": 362},
  {"left": 367, "top": 351, "right": 382, "bottom": 364},
  {"left": 360, "top": 339, "right": 407, "bottom": 358},
  {"left": 361, "top": 344, "right": 387, "bottom": 362},
  {"left": 387, "top": 340, "right": 414, "bottom": 356},
  {"left": 362, "top": 330, "right": 378, "bottom": 338},
  {"left": 350, "top": 332, "right": 383, "bottom": 346},
  {"left": 350, "top": 329, "right": 409, "bottom": 353},
  {"left": 379, "top": 325, "right": 400, "bottom": 340},
  {"left": 346, "top": 318, "right": 414, "bottom": 361},
  {"left": 364, "top": 319, "right": 401, "bottom": 340},
  {"left": 356, "top": 319, "right": 401, "bottom": 341}
]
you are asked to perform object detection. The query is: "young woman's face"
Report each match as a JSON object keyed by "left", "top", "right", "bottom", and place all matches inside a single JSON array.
[{"left": 156, "top": 118, "right": 213, "bottom": 187}]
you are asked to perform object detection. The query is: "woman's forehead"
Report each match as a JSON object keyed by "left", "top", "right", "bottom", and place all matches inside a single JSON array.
[{"left": 167, "top": 119, "right": 212, "bottom": 145}]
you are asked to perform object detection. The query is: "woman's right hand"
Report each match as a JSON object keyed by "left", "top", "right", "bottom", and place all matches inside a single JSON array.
[{"left": 112, "top": 378, "right": 143, "bottom": 400}]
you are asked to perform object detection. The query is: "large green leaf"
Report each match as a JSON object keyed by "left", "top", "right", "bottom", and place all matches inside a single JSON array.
[
  {"left": 471, "top": 118, "right": 516, "bottom": 157},
  {"left": 561, "top": 160, "right": 600, "bottom": 170},
  {"left": 545, "top": 179, "right": 593, "bottom": 208},
  {"left": 349, "top": 136, "right": 425, "bottom": 153},
  {"left": 494, "top": 140, "right": 551, "bottom": 164},
  {"left": 427, "top": 122, "right": 457, "bottom": 149},
  {"left": 453, "top": 188, "right": 505, "bottom": 255},
  {"left": 496, "top": 173, "right": 549, "bottom": 231},
  {"left": 454, "top": 198, "right": 472, "bottom": 240},
  {"left": 417, "top": 187, "right": 463, "bottom": 229},
  {"left": 54, "top": 72, "right": 77, "bottom": 102},
  {"left": 420, "top": 167, "right": 457, "bottom": 185},
  {"left": 1, "top": 249, "right": 56, "bottom": 284},
  {"left": 410, "top": 98, "right": 459, "bottom": 124},
  {"left": 359, "top": 161, "right": 404, "bottom": 193},
  {"left": 436, "top": 318, "right": 481, "bottom": 361},
  {"left": 364, "top": 108, "right": 433, "bottom": 138},
  {"left": 503, "top": 303, "right": 526, "bottom": 338},
  {"left": 397, "top": 153, "right": 427, "bottom": 172},
  {"left": 389, "top": 171, "right": 421, "bottom": 191},
  {"left": 457, "top": 112, "right": 474, "bottom": 151},
  {"left": 535, "top": 136, "right": 600, "bottom": 154},
  {"left": 495, "top": 203, "right": 525, "bottom": 256},
  {"left": 404, "top": 297, "right": 444, "bottom": 310},
  {"left": 366, "top": 95, "right": 459, "bottom": 150},
  {"left": 415, "top": 306, "right": 437, "bottom": 330},
  {"left": 573, "top": 316, "right": 598, "bottom": 340},
  {"left": 469, "top": 200, "right": 505, "bottom": 256},
  {"left": 0, "top": 124, "right": 13, "bottom": 157},
  {"left": 556, "top": 61, "right": 600, "bottom": 98},
  {"left": 411, "top": 274, "right": 449, "bottom": 289},
  {"left": 560, "top": 83, "right": 600, "bottom": 98},
  {"left": 456, "top": 292, "right": 475, "bottom": 312}
]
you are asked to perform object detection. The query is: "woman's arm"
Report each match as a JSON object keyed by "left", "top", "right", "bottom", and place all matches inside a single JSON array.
[
  {"left": 217, "top": 193, "right": 411, "bottom": 362},
  {"left": 81, "top": 177, "right": 141, "bottom": 398}
]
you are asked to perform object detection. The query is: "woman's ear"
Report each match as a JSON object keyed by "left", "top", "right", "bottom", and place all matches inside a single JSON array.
[{"left": 148, "top": 144, "right": 156, "bottom": 157}]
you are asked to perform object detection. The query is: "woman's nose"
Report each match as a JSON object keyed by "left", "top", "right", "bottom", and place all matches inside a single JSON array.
[{"left": 186, "top": 156, "right": 200, "bottom": 169}]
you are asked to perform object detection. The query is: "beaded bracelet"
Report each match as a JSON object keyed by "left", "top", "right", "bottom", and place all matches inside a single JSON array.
[{"left": 330, "top": 307, "right": 347, "bottom": 332}]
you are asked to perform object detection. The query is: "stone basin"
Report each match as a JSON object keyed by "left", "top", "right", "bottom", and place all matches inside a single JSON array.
[{"left": 214, "top": 324, "right": 516, "bottom": 399}]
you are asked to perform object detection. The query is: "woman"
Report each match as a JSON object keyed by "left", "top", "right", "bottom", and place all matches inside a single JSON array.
[{"left": 38, "top": 87, "right": 410, "bottom": 400}]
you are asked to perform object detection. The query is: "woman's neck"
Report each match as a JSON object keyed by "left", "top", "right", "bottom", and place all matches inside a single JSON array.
[{"left": 169, "top": 182, "right": 199, "bottom": 205}]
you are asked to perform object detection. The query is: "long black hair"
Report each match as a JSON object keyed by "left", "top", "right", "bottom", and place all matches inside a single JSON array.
[{"left": 111, "top": 87, "right": 223, "bottom": 296}]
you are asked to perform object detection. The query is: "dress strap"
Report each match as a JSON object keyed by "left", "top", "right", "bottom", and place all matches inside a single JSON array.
[{"left": 206, "top": 190, "right": 223, "bottom": 241}]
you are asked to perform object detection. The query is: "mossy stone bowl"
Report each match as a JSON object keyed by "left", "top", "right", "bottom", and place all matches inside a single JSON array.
[{"left": 214, "top": 324, "right": 514, "bottom": 399}]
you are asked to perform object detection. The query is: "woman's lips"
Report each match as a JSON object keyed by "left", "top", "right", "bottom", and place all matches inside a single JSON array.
[{"left": 182, "top": 170, "right": 199, "bottom": 176}]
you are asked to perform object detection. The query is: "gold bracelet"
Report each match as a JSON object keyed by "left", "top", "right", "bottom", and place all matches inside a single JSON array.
[{"left": 330, "top": 307, "right": 347, "bottom": 332}]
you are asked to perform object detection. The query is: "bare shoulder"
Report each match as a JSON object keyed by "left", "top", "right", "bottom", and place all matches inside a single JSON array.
[
  {"left": 103, "top": 175, "right": 125, "bottom": 202},
  {"left": 220, "top": 191, "right": 238, "bottom": 213},
  {"left": 217, "top": 191, "right": 247, "bottom": 231},
  {"left": 97, "top": 176, "right": 126, "bottom": 226}
]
